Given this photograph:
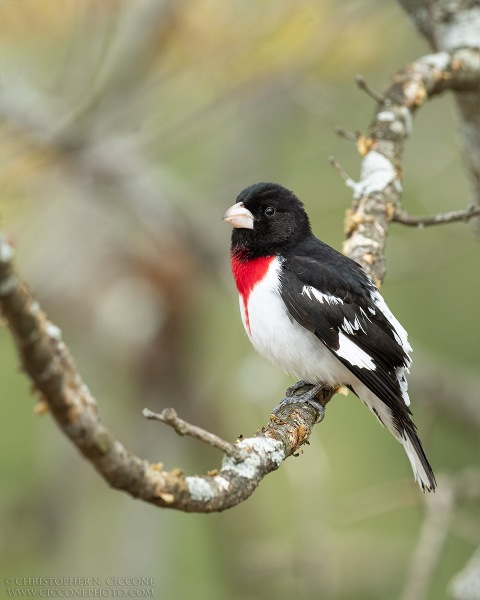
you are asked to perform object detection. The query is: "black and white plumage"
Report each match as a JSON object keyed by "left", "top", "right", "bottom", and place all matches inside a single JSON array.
[{"left": 223, "top": 182, "right": 436, "bottom": 492}]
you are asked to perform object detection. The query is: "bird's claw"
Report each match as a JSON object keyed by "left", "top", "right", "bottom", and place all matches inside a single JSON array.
[
  {"left": 285, "top": 379, "right": 309, "bottom": 397},
  {"left": 272, "top": 383, "right": 325, "bottom": 423}
]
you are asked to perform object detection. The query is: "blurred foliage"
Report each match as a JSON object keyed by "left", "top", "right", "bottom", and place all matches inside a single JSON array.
[{"left": 0, "top": 1, "right": 478, "bottom": 600}]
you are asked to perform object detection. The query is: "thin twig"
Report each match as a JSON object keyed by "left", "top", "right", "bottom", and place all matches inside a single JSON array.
[
  {"left": 344, "top": 49, "right": 480, "bottom": 283},
  {"left": 335, "top": 126, "right": 360, "bottom": 142},
  {"left": 355, "top": 74, "right": 385, "bottom": 103},
  {"left": 328, "top": 155, "right": 355, "bottom": 184},
  {"left": 0, "top": 233, "right": 330, "bottom": 512},
  {"left": 143, "top": 407, "right": 245, "bottom": 461},
  {"left": 393, "top": 205, "right": 480, "bottom": 227},
  {"left": 422, "top": 0, "right": 440, "bottom": 52}
]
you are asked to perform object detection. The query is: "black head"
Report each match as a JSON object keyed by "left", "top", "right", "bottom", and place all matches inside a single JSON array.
[{"left": 223, "top": 182, "right": 311, "bottom": 259}]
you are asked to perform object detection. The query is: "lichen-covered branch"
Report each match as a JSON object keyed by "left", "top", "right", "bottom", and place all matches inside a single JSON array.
[
  {"left": 399, "top": 0, "right": 480, "bottom": 214},
  {"left": 393, "top": 205, "right": 480, "bottom": 227},
  {"left": 2, "top": 2, "right": 479, "bottom": 515},
  {"left": 143, "top": 407, "right": 245, "bottom": 461},
  {"left": 339, "top": 47, "right": 480, "bottom": 285},
  {"left": 0, "top": 234, "right": 333, "bottom": 513}
]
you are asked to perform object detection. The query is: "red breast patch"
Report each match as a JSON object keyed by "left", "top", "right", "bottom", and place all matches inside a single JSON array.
[{"left": 231, "top": 254, "right": 275, "bottom": 334}]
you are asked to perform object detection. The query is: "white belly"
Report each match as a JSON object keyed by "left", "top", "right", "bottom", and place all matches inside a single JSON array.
[
  {"left": 239, "top": 258, "right": 349, "bottom": 386},
  {"left": 236, "top": 258, "right": 432, "bottom": 489}
]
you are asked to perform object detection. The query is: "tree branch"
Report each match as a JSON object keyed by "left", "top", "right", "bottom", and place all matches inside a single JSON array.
[
  {"left": 1, "top": 12, "right": 479, "bottom": 515},
  {"left": 355, "top": 74, "right": 385, "bottom": 103},
  {"left": 334, "top": 126, "right": 360, "bottom": 142},
  {"left": 328, "top": 155, "right": 355, "bottom": 185},
  {"left": 340, "top": 47, "right": 480, "bottom": 285},
  {"left": 399, "top": 0, "right": 480, "bottom": 219},
  {"left": 0, "top": 234, "right": 334, "bottom": 512},
  {"left": 393, "top": 205, "right": 480, "bottom": 227},
  {"left": 142, "top": 407, "right": 245, "bottom": 461}
]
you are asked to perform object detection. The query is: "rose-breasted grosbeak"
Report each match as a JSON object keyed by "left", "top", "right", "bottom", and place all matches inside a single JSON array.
[{"left": 223, "top": 182, "right": 436, "bottom": 492}]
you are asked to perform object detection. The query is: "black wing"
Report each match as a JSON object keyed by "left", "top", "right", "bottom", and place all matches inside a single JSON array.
[{"left": 280, "top": 240, "right": 413, "bottom": 428}]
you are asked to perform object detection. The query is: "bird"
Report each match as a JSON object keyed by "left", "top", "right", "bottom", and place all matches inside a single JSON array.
[{"left": 223, "top": 182, "right": 436, "bottom": 492}]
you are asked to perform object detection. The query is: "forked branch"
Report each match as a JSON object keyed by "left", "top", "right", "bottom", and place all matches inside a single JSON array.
[
  {"left": 1, "top": 43, "right": 479, "bottom": 514},
  {"left": 337, "top": 48, "right": 480, "bottom": 284},
  {"left": 0, "top": 234, "right": 332, "bottom": 512}
]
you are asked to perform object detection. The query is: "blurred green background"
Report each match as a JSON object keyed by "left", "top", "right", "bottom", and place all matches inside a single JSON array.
[{"left": 0, "top": 1, "right": 478, "bottom": 599}]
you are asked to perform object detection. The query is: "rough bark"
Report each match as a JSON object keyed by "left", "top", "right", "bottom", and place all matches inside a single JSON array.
[
  {"left": 0, "top": 235, "right": 331, "bottom": 512},
  {"left": 399, "top": 0, "right": 480, "bottom": 214},
  {"left": 341, "top": 47, "right": 480, "bottom": 286},
  {"left": 1, "top": 2, "right": 479, "bottom": 514}
]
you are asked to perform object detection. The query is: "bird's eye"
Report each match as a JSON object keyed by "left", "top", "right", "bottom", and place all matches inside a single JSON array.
[{"left": 264, "top": 206, "right": 275, "bottom": 217}]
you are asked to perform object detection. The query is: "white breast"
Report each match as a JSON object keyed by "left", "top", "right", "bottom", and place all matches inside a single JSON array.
[
  {"left": 238, "top": 257, "right": 411, "bottom": 453},
  {"left": 239, "top": 257, "right": 348, "bottom": 386}
]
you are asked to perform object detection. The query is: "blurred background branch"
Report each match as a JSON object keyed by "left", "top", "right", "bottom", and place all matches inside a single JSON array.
[{"left": 0, "top": 1, "right": 478, "bottom": 599}]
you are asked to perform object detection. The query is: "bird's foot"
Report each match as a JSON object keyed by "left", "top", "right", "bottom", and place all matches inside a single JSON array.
[
  {"left": 285, "top": 379, "right": 309, "bottom": 397},
  {"left": 272, "top": 383, "right": 325, "bottom": 423}
]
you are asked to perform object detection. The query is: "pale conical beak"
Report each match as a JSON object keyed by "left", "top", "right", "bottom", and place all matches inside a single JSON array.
[{"left": 222, "top": 202, "right": 254, "bottom": 229}]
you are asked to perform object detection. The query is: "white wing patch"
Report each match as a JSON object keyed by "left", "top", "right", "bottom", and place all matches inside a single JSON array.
[
  {"left": 342, "top": 315, "right": 367, "bottom": 335},
  {"left": 370, "top": 288, "right": 412, "bottom": 406},
  {"left": 396, "top": 367, "right": 411, "bottom": 406},
  {"left": 370, "top": 289, "right": 412, "bottom": 356},
  {"left": 302, "top": 285, "right": 343, "bottom": 305},
  {"left": 335, "top": 332, "right": 376, "bottom": 370}
]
